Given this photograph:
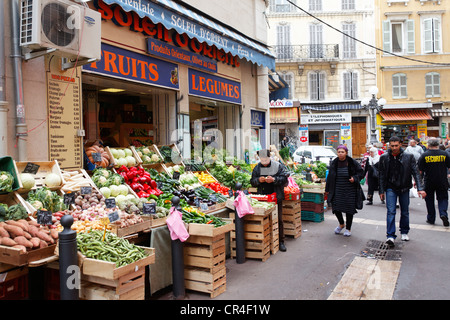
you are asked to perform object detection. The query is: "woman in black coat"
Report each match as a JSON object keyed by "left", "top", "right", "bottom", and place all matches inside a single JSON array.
[{"left": 325, "top": 145, "right": 365, "bottom": 237}]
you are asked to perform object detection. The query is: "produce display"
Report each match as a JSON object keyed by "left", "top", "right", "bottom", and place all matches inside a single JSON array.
[
  {"left": 61, "top": 170, "right": 95, "bottom": 192},
  {"left": 90, "top": 168, "right": 130, "bottom": 199},
  {"left": 181, "top": 208, "right": 227, "bottom": 227},
  {"left": 0, "top": 219, "right": 58, "bottom": 253},
  {"left": 0, "top": 171, "right": 15, "bottom": 193},
  {"left": 193, "top": 171, "right": 216, "bottom": 185},
  {"left": 77, "top": 230, "right": 149, "bottom": 267},
  {"left": 20, "top": 173, "right": 35, "bottom": 190},
  {"left": 145, "top": 168, "right": 180, "bottom": 194},
  {"left": 0, "top": 203, "right": 28, "bottom": 222},
  {"left": 204, "top": 182, "right": 230, "bottom": 196},
  {"left": 178, "top": 172, "right": 201, "bottom": 190},
  {"left": 27, "top": 187, "right": 67, "bottom": 212},
  {"left": 165, "top": 164, "right": 185, "bottom": 176},
  {"left": 158, "top": 145, "right": 176, "bottom": 163},
  {"left": 116, "top": 165, "right": 163, "bottom": 198},
  {"left": 85, "top": 145, "right": 111, "bottom": 168},
  {"left": 135, "top": 146, "right": 162, "bottom": 164},
  {"left": 208, "top": 164, "right": 251, "bottom": 190},
  {"left": 109, "top": 147, "right": 138, "bottom": 168},
  {"left": 194, "top": 186, "right": 227, "bottom": 204}
]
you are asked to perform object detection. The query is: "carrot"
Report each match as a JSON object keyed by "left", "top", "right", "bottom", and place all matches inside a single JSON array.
[
  {"left": 14, "top": 236, "right": 33, "bottom": 248},
  {"left": 3, "top": 224, "right": 25, "bottom": 237}
]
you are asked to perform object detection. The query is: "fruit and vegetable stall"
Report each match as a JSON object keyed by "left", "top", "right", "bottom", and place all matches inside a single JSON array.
[{"left": 0, "top": 145, "right": 327, "bottom": 300}]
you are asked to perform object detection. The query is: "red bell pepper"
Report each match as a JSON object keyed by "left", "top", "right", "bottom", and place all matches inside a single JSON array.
[
  {"left": 137, "top": 191, "right": 150, "bottom": 198},
  {"left": 118, "top": 165, "right": 128, "bottom": 173}
]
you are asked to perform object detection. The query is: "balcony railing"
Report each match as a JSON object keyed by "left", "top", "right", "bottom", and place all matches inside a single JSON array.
[{"left": 273, "top": 44, "right": 340, "bottom": 61}]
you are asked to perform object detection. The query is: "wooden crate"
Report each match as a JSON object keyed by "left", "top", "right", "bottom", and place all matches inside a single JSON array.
[
  {"left": 109, "top": 215, "right": 152, "bottom": 237},
  {"left": 229, "top": 212, "right": 271, "bottom": 262},
  {"left": 281, "top": 203, "right": 302, "bottom": 239},
  {"left": 133, "top": 145, "right": 164, "bottom": 166},
  {"left": 226, "top": 199, "right": 276, "bottom": 216},
  {"left": 184, "top": 233, "right": 227, "bottom": 298},
  {"left": 105, "top": 146, "right": 142, "bottom": 168},
  {"left": 188, "top": 218, "right": 233, "bottom": 237},
  {"left": 156, "top": 144, "right": 185, "bottom": 166},
  {"left": 0, "top": 192, "right": 33, "bottom": 216},
  {"left": 301, "top": 182, "right": 326, "bottom": 194},
  {"left": 19, "top": 188, "right": 66, "bottom": 216},
  {"left": 14, "top": 160, "right": 65, "bottom": 193},
  {"left": 150, "top": 216, "right": 167, "bottom": 228},
  {"left": 61, "top": 169, "right": 98, "bottom": 193},
  {"left": 0, "top": 244, "right": 56, "bottom": 266},
  {"left": 270, "top": 206, "right": 279, "bottom": 254}
]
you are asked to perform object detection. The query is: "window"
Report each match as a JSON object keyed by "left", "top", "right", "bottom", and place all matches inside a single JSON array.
[
  {"left": 343, "top": 71, "right": 358, "bottom": 99},
  {"left": 276, "top": 24, "right": 291, "bottom": 59},
  {"left": 309, "top": 24, "right": 323, "bottom": 58},
  {"left": 392, "top": 73, "right": 407, "bottom": 98},
  {"left": 309, "top": 0, "right": 322, "bottom": 11},
  {"left": 382, "top": 20, "right": 415, "bottom": 54},
  {"left": 425, "top": 72, "right": 440, "bottom": 97},
  {"left": 309, "top": 71, "right": 326, "bottom": 100},
  {"left": 269, "top": 0, "right": 297, "bottom": 13},
  {"left": 280, "top": 72, "right": 294, "bottom": 100},
  {"left": 423, "top": 18, "right": 441, "bottom": 53},
  {"left": 342, "top": 0, "right": 355, "bottom": 10},
  {"left": 342, "top": 23, "right": 356, "bottom": 58}
]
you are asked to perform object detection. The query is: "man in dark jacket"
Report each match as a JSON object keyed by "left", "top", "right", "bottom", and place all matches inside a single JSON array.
[
  {"left": 418, "top": 137, "right": 450, "bottom": 227},
  {"left": 378, "top": 136, "right": 426, "bottom": 246},
  {"left": 251, "top": 149, "right": 289, "bottom": 251}
]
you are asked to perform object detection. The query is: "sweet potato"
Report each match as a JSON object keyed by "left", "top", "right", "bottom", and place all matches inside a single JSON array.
[
  {"left": 23, "top": 231, "right": 32, "bottom": 240},
  {"left": 0, "top": 227, "right": 9, "bottom": 238},
  {"left": 14, "top": 236, "right": 33, "bottom": 248},
  {"left": 27, "top": 225, "right": 39, "bottom": 237},
  {"left": 3, "top": 224, "right": 25, "bottom": 237},
  {"left": 17, "top": 219, "right": 30, "bottom": 232},
  {"left": 13, "top": 245, "right": 26, "bottom": 253},
  {"left": 36, "top": 230, "right": 53, "bottom": 244},
  {"left": 50, "top": 229, "right": 58, "bottom": 240},
  {"left": 30, "top": 237, "right": 40, "bottom": 248},
  {"left": 39, "top": 239, "right": 48, "bottom": 248},
  {"left": 5, "top": 220, "right": 26, "bottom": 230},
  {"left": 0, "top": 237, "right": 17, "bottom": 247}
]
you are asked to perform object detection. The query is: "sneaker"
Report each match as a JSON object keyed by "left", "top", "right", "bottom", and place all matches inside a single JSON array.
[
  {"left": 343, "top": 229, "right": 351, "bottom": 237},
  {"left": 401, "top": 234, "right": 409, "bottom": 241},
  {"left": 334, "top": 226, "right": 344, "bottom": 234},
  {"left": 441, "top": 216, "right": 449, "bottom": 227},
  {"left": 386, "top": 237, "right": 395, "bottom": 247},
  {"left": 426, "top": 220, "right": 435, "bottom": 225}
]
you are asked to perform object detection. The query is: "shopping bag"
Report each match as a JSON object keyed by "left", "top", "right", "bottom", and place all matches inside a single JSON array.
[
  {"left": 233, "top": 190, "right": 254, "bottom": 218},
  {"left": 166, "top": 207, "right": 189, "bottom": 242}
]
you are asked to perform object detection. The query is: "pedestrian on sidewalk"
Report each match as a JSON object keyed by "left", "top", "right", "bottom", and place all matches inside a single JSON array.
[
  {"left": 364, "top": 146, "right": 381, "bottom": 205},
  {"left": 405, "top": 138, "right": 424, "bottom": 163},
  {"left": 325, "top": 145, "right": 365, "bottom": 237},
  {"left": 417, "top": 137, "right": 450, "bottom": 227},
  {"left": 378, "top": 136, "right": 426, "bottom": 246},
  {"left": 251, "top": 149, "right": 289, "bottom": 251}
]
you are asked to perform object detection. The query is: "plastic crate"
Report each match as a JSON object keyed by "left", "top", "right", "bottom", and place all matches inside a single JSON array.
[
  {"left": 301, "top": 210, "right": 324, "bottom": 222},
  {"left": 301, "top": 192, "right": 324, "bottom": 204},
  {"left": 0, "top": 156, "right": 22, "bottom": 194},
  {"left": 301, "top": 201, "right": 324, "bottom": 213}
]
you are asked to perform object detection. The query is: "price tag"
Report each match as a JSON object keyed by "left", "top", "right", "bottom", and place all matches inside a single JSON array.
[
  {"left": 80, "top": 186, "right": 92, "bottom": 195},
  {"left": 209, "top": 194, "right": 217, "bottom": 203},
  {"left": 243, "top": 190, "right": 249, "bottom": 195},
  {"left": 185, "top": 164, "right": 191, "bottom": 172},
  {"left": 37, "top": 209, "right": 52, "bottom": 225},
  {"left": 92, "top": 152, "right": 102, "bottom": 162},
  {"left": 63, "top": 192, "right": 75, "bottom": 206},
  {"left": 108, "top": 211, "right": 120, "bottom": 223},
  {"left": 22, "top": 162, "right": 40, "bottom": 174},
  {"left": 156, "top": 181, "right": 163, "bottom": 189},
  {"left": 105, "top": 198, "right": 116, "bottom": 209},
  {"left": 228, "top": 189, "right": 234, "bottom": 197},
  {"left": 143, "top": 202, "right": 156, "bottom": 215},
  {"left": 172, "top": 171, "right": 180, "bottom": 180},
  {"left": 194, "top": 197, "right": 200, "bottom": 207}
]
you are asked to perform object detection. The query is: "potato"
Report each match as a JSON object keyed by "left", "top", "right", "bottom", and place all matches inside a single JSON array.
[
  {"left": 3, "top": 224, "right": 25, "bottom": 237},
  {"left": 14, "top": 236, "right": 33, "bottom": 248},
  {"left": 0, "top": 237, "right": 18, "bottom": 247},
  {"left": 12, "top": 245, "right": 26, "bottom": 253}
]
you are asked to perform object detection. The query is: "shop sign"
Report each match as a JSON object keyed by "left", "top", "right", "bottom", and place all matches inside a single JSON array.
[
  {"left": 147, "top": 37, "right": 217, "bottom": 73},
  {"left": 251, "top": 110, "right": 265, "bottom": 127},
  {"left": 189, "top": 69, "right": 241, "bottom": 104},
  {"left": 340, "top": 123, "right": 351, "bottom": 140},
  {"left": 299, "top": 125, "right": 308, "bottom": 144},
  {"left": 269, "top": 100, "right": 294, "bottom": 108},
  {"left": 300, "top": 113, "right": 351, "bottom": 124},
  {"left": 83, "top": 43, "right": 179, "bottom": 90}
]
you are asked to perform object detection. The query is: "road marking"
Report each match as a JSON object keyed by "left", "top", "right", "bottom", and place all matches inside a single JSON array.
[
  {"left": 353, "top": 217, "right": 450, "bottom": 233},
  {"left": 328, "top": 256, "right": 402, "bottom": 300}
]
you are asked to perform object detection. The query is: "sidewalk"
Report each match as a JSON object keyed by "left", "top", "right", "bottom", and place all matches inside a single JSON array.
[{"left": 153, "top": 186, "right": 450, "bottom": 300}]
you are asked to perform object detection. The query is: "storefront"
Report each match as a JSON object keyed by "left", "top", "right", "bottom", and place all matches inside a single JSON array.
[
  {"left": 269, "top": 99, "right": 300, "bottom": 153},
  {"left": 377, "top": 108, "right": 432, "bottom": 146}
]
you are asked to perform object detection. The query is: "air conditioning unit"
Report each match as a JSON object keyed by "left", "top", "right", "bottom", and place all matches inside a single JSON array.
[{"left": 20, "top": 0, "right": 101, "bottom": 62}]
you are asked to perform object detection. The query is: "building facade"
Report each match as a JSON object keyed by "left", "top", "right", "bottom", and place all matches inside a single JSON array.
[
  {"left": 375, "top": 0, "right": 450, "bottom": 145},
  {"left": 266, "top": 0, "right": 377, "bottom": 158}
]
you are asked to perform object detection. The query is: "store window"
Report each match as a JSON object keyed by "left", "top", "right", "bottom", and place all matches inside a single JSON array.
[
  {"left": 425, "top": 72, "right": 440, "bottom": 97},
  {"left": 392, "top": 73, "right": 407, "bottom": 99}
]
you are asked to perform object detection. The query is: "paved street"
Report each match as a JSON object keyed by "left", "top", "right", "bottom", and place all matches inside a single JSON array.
[{"left": 154, "top": 185, "right": 450, "bottom": 300}]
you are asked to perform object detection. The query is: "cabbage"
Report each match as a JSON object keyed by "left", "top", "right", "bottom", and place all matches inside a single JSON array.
[
  {"left": 99, "top": 187, "right": 111, "bottom": 198},
  {"left": 124, "top": 148, "right": 132, "bottom": 157},
  {"left": 44, "top": 173, "right": 61, "bottom": 187},
  {"left": 142, "top": 148, "right": 150, "bottom": 155},
  {"left": 110, "top": 148, "right": 119, "bottom": 159},
  {"left": 20, "top": 173, "right": 35, "bottom": 189},
  {"left": 151, "top": 154, "right": 160, "bottom": 162},
  {"left": 116, "top": 149, "right": 126, "bottom": 159},
  {"left": 109, "top": 185, "right": 120, "bottom": 197},
  {"left": 125, "top": 156, "right": 136, "bottom": 167},
  {"left": 115, "top": 157, "right": 128, "bottom": 168},
  {"left": 126, "top": 194, "right": 135, "bottom": 200},
  {"left": 118, "top": 184, "right": 129, "bottom": 196},
  {"left": 115, "top": 194, "right": 127, "bottom": 204}
]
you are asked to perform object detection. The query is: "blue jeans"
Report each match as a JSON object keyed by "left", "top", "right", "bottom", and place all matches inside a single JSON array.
[
  {"left": 386, "top": 188, "right": 410, "bottom": 239},
  {"left": 425, "top": 189, "right": 449, "bottom": 223}
]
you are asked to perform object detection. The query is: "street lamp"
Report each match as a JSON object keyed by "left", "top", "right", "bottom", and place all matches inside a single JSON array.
[{"left": 361, "top": 86, "right": 386, "bottom": 145}]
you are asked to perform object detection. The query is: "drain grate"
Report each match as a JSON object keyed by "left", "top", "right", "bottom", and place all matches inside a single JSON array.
[{"left": 360, "top": 239, "right": 402, "bottom": 261}]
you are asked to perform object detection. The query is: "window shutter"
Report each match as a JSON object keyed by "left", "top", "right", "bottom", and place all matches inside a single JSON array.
[
  {"left": 406, "top": 20, "right": 415, "bottom": 54},
  {"left": 425, "top": 74, "right": 433, "bottom": 97},
  {"left": 433, "top": 73, "right": 440, "bottom": 96},
  {"left": 309, "top": 73, "right": 318, "bottom": 100},
  {"left": 400, "top": 75, "right": 407, "bottom": 97},
  {"left": 382, "top": 20, "right": 391, "bottom": 53},
  {"left": 424, "top": 18, "right": 433, "bottom": 53},
  {"left": 433, "top": 18, "right": 440, "bottom": 52},
  {"left": 352, "top": 72, "right": 358, "bottom": 99},
  {"left": 343, "top": 72, "right": 351, "bottom": 99},
  {"left": 318, "top": 72, "right": 325, "bottom": 100}
]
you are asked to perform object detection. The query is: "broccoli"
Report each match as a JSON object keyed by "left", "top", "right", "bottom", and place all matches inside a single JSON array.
[{"left": 6, "top": 204, "right": 28, "bottom": 221}]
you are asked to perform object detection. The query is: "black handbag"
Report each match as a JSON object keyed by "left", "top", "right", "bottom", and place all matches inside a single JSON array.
[{"left": 355, "top": 185, "right": 365, "bottom": 210}]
